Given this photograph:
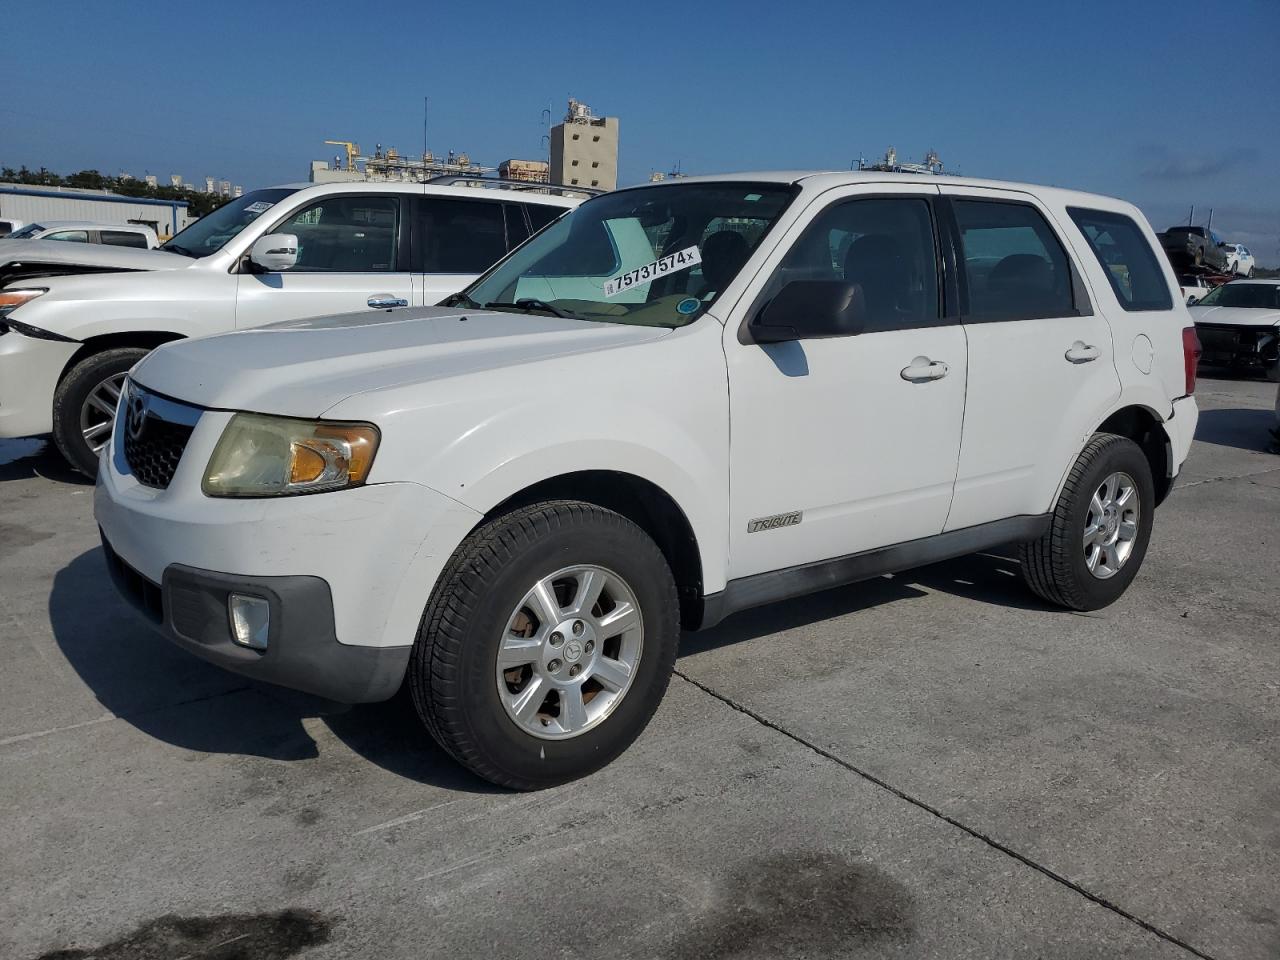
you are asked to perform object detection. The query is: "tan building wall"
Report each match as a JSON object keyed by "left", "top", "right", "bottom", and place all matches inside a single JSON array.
[
  {"left": 499, "top": 159, "right": 550, "bottom": 183},
  {"left": 550, "top": 116, "right": 619, "bottom": 191}
]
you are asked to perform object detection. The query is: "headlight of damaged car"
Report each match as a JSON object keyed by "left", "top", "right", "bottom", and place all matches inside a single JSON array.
[{"left": 202, "top": 413, "right": 379, "bottom": 497}]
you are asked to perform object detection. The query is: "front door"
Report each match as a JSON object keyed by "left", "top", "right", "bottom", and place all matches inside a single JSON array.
[
  {"left": 235, "top": 193, "right": 413, "bottom": 328},
  {"left": 939, "top": 188, "right": 1120, "bottom": 530},
  {"left": 724, "top": 185, "right": 968, "bottom": 580}
]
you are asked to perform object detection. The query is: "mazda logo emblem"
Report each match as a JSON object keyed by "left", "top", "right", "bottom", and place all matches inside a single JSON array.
[{"left": 126, "top": 391, "right": 149, "bottom": 440}]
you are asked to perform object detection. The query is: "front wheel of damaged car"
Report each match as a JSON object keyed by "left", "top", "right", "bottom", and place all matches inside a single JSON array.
[{"left": 409, "top": 500, "right": 680, "bottom": 790}]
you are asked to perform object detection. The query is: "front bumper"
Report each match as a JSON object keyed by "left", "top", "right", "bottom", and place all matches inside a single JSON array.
[
  {"left": 101, "top": 535, "right": 410, "bottom": 702},
  {"left": 94, "top": 390, "right": 483, "bottom": 702},
  {"left": 0, "top": 328, "right": 79, "bottom": 437},
  {"left": 1195, "top": 322, "right": 1280, "bottom": 371}
]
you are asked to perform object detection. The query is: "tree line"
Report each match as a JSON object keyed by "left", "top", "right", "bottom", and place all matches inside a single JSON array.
[{"left": 1, "top": 165, "right": 230, "bottom": 218}]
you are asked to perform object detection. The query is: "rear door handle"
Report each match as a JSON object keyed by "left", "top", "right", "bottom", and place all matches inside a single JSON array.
[
  {"left": 368, "top": 294, "right": 408, "bottom": 309},
  {"left": 1065, "top": 341, "right": 1100, "bottom": 364},
  {"left": 900, "top": 356, "right": 949, "bottom": 382}
]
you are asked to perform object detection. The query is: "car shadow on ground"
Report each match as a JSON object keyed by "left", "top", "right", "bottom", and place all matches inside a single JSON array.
[
  {"left": 50, "top": 544, "right": 1044, "bottom": 791},
  {"left": 48, "top": 548, "right": 501, "bottom": 794},
  {"left": 0, "top": 437, "right": 90, "bottom": 485},
  {"left": 1194, "top": 407, "right": 1277, "bottom": 453}
]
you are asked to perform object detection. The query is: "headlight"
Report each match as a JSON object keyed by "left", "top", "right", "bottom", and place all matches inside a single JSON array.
[
  {"left": 0, "top": 288, "right": 47, "bottom": 326},
  {"left": 202, "top": 413, "right": 379, "bottom": 497}
]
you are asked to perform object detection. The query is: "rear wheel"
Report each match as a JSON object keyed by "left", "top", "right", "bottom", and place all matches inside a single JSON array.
[
  {"left": 52, "top": 347, "right": 147, "bottom": 477},
  {"left": 409, "top": 500, "right": 680, "bottom": 789},
  {"left": 1019, "top": 434, "right": 1155, "bottom": 611}
]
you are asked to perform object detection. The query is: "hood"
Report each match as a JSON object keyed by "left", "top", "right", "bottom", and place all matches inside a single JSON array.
[
  {"left": 1190, "top": 305, "right": 1280, "bottom": 328},
  {"left": 0, "top": 238, "right": 192, "bottom": 283},
  {"left": 132, "top": 305, "right": 674, "bottom": 417}
]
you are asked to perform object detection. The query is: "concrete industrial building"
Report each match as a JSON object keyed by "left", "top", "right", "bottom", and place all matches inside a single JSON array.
[
  {"left": 549, "top": 99, "right": 618, "bottom": 191},
  {"left": 0, "top": 183, "right": 193, "bottom": 238},
  {"left": 498, "top": 159, "right": 550, "bottom": 183}
]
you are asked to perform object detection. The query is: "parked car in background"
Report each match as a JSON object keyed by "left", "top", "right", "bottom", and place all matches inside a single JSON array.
[
  {"left": 95, "top": 172, "right": 1199, "bottom": 789},
  {"left": 1159, "top": 225, "right": 1229, "bottom": 272},
  {"left": 3, "top": 220, "right": 159, "bottom": 248},
  {"left": 1222, "top": 243, "right": 1255, "bottom": 277},
  {"left": 0, "top": 217, "right": 23, "bottom": 237},
  {"left": 1190, "top": 279, "right": 1280, "bottom": 380},
  {"left": 1179, "top": 274, "right": 1216, "bottom": 304},
  {"left": 0, "top": 179, "right": 582, "bottom": 474}
]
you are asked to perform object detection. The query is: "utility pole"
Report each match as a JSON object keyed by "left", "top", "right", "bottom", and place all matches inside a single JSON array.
[
  {"left": 423, "top": 97, "right": 429, "bottom": 160},
  {"left": 1188, "top": 205, "right": 1194, "bottom": 226}
]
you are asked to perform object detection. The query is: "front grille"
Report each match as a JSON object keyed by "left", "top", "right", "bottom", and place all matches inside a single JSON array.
[{"left": 124, "top": 415, "right": 195, "bottom": 489}]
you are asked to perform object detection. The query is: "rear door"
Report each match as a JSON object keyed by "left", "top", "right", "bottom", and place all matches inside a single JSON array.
[
  {"left": 234, "top": 192, "right": 412, "bottom": 328},
  {"left": 940, "top": 188, "right": 1119, "bottom": 530},
  {"left": 413, "top": 195, "right": 517, "bottom": 305}
]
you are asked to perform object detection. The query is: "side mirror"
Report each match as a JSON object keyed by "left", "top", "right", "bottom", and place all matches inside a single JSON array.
[
  {"left": 1186, "top": 295, "right": 1198, "bottom": 305},
  {"left": 750, "top": 280, "right": 866, "bottom": 343},
  {"left": 249, "top": 233, "right": 299, "bottom": 272}
]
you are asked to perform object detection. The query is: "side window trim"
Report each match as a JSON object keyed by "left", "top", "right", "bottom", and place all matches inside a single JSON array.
[
  {"left": 743, "top": 192, "right": 957, "bottom": 339},
  {"left": 938, "top": 194, "right": 1092, "bottom": 322}
]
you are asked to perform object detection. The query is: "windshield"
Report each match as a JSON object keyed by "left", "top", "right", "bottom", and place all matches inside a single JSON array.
[
  {"left": 7, "top": 223, "right": 44, "bottom": 239},
  {"left": 1196, "top": 283, "right": 1280, "bottom": 310},
  {"left": 161, "top": 188, "right": 298, "bottom": 257},
  {"left": 457, "top": 182, "right": 796, "bottom": 327}
]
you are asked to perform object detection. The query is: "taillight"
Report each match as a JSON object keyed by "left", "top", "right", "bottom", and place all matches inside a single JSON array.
[{"left": 1182, "top": 327, "right": 1202, "bottom": 395}]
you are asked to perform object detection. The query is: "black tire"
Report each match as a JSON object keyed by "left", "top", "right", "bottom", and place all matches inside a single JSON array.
[
  {"left": 52, "top": 347, "right": 148, "bottom": 477},
  {"left": 409, "top": 500, "right": 680, "bottom": 790},
  {"left": 1018, "top": 433, "right": 1155, "bottom": 611}
]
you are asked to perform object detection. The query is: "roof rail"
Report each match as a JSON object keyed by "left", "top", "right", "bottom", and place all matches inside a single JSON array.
[{"left": 424, "top": 175, "right": 605, "bottom": 198}]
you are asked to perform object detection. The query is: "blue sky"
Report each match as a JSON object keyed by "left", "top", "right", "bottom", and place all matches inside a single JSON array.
[{"left": 5, "top": 0, "right": 1278, "bottom": 262}]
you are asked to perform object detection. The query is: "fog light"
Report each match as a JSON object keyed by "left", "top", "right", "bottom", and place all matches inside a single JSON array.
[{"left": 228, "top": 594, "right": 270, "bottom": 650}]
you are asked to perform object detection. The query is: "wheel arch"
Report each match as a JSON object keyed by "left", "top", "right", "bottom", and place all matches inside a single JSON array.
[
  {"left": 1093, "top": 404, "right": 1175, "bottom": 506},
  {"left": 61, "top": 330, "right": 186, "bottom": 381},
  {"left": 484, "top": 470, "right": 708, "bottom": 630}
]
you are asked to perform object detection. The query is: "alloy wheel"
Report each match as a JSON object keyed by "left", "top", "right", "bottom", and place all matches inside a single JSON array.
[
  {"left": 1083, "top": 471, "right": 1139, "bottom": 580},
  {"left": 79, "top": 372, "right": 127, "bottom": 455},
  {"left": 496, "top": 564, "right": 643, "bottom": 740}
]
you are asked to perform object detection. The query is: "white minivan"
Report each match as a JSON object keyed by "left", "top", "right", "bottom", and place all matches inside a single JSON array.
[{"left": 0, "top": 180, "right": 580, "bottom": 473}]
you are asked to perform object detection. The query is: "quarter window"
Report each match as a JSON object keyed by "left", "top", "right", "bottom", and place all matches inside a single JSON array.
[
  {"left": 759, "top": 197, "right": 940, "bottom": 331},
  {"left": 102, "top": 230, "right": 148, "bottom": 248},
  {"left": 273, "top": 196, "right": 400, "bottom": 272},
  {"left": 417, "top": 198, "right": 506, "bottom": 273},
  {"left": 953, "top": 200, "right": 1075, "bottom": 320},
  {"left": 1068, "top": 207, "right": 1172, "bottom": 311}
]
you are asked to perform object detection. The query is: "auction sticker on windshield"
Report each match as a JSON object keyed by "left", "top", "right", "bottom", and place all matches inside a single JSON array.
[{"left": 604, "top": 246, "right": 702, "bottom": 298}]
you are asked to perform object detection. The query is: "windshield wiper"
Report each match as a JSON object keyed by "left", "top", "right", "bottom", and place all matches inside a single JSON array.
[
  {"left": 163, "top": 244, "right": 195, "bottom": 257},
  {"left": 483, "top": 298, "right": 575, "bottom": 319}
]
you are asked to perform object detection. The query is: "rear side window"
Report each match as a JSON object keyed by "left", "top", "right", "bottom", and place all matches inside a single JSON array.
[
  {"left": 525, "top": 203, "right": 564, "bottom": 233},
  {"left": 503, "top": 203, "right": 530, "bottom": 249},
  {"left": 953, "top": 200, "right": 1075, "bottom": 320},
  {"left": 101, "top": 230, "right": 148, "bottom": 248},
  {"left": 418, "top": 198, "right": 506, "bottom": 273},
  {"left": 46, "top": 230, "right": 90, "bottom": 243},
  {"left": 1068, "top": 208, "right": 1172, "bottom": 311}
]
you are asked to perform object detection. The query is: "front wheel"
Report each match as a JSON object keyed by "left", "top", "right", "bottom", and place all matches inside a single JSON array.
[
  {"left": 409, "top": 500, "right": 680, "bottom": 789},
  {"left": 1019, "top": 434, "right": 1155, "bottom": 611},
  {"left": 52, "top": 347, "right": 148, "bottom": 477}
]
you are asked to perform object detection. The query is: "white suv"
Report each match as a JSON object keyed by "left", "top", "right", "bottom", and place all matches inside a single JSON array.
[
  {"left": 0, "top": 180, "right": 578, "bottom": 474},
  {"left": 95, "top": 172, "right": 1200, "bottom": 789}
]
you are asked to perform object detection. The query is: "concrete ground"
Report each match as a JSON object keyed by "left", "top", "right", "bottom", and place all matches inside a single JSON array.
[{"left": 1, "top": 376, "right": 1276, "bottom": 960}]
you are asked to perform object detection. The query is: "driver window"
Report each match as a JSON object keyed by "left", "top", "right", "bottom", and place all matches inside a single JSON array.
[
  {"left": 759, "top": 197, "right": 940, "bottom": 331},
  {"left": 273, "top": 196, "right": 400, "bottom": 272}
]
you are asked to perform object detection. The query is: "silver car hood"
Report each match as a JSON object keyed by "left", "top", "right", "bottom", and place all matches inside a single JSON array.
[
  {"left": 1190, "top": 305, "right": 1280, "bottom": 328},
  {"left": 0, "top": 238, "right": 193, "bottom": 276}
]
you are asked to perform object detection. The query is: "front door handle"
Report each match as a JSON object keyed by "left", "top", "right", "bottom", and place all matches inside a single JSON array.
[
  {"left": 900, "top": 356, "right": 949, "bottom": 382},
  {"left": 1065, "top": 341, "right": 1100, "bottom": 364},
  {"left": 368, "top": 294, "right": 409, "bottom": 309}
]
